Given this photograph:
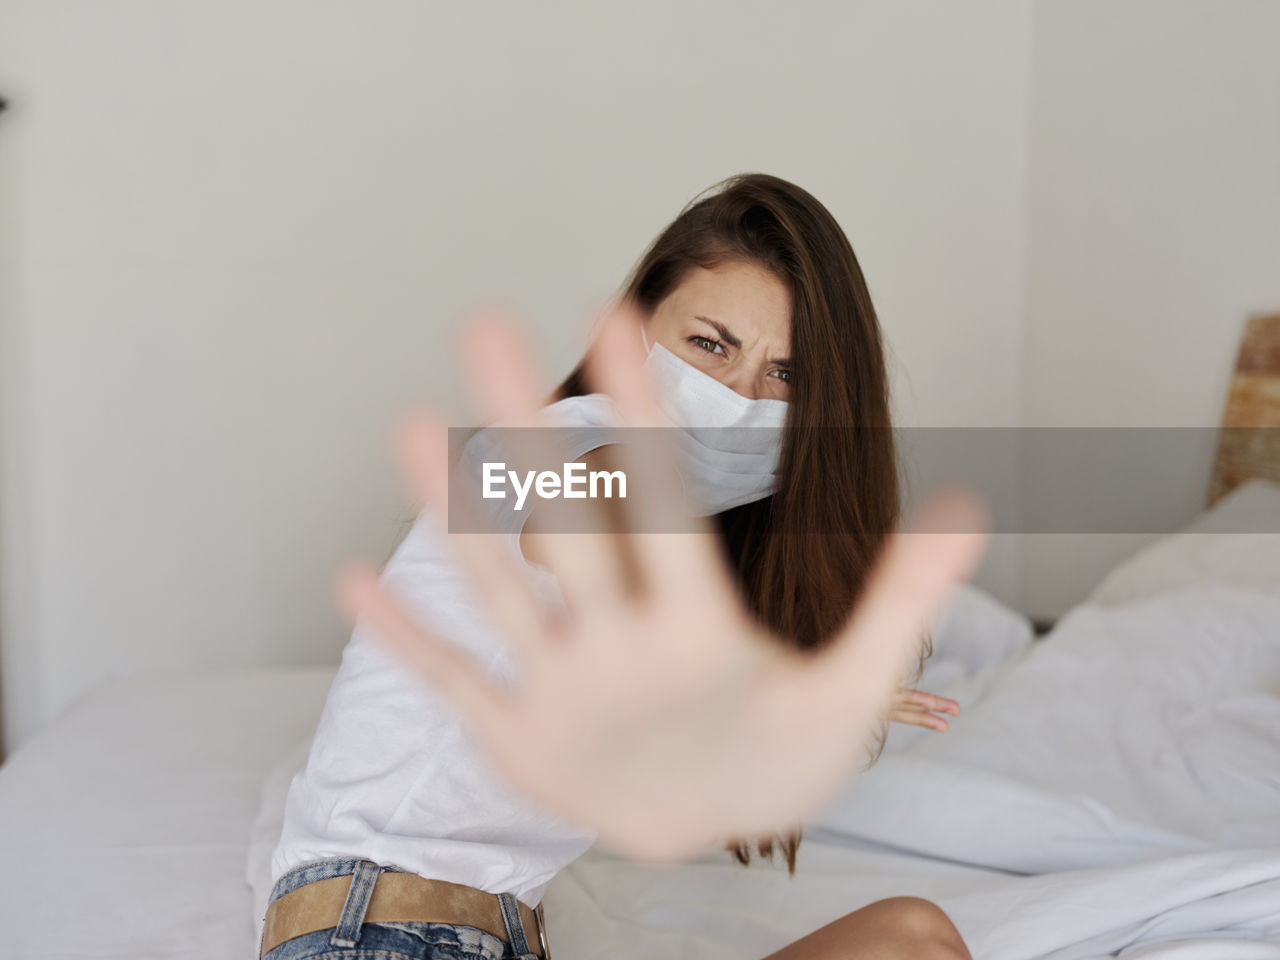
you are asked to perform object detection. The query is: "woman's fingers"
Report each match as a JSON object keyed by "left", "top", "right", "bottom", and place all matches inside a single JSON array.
[
  {"left": 903, "top": 689, "right": 961, "bottom": 715},
  {"left": 391, "top": 409, "right": 556, "bottom": 674},
  {"left": 333, "top": 561, "right": 517, "bottom": 749},
  {"left": 581, "top": 301, "right": 733, "bottom": 607},
  {"left": 458, "top": 310, "right": 629, "bottom": 614},
  {"left": 582, "top": 300, "right": 692, "bottom": 521},
  {"left": 889, "top": 706, "right": 950, "bottom": 731},
  {"left": 808, "top": 489, "right": 989, "bottom": 741}
]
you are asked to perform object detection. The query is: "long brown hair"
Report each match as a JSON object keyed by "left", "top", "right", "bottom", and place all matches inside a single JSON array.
[{"left": 553, "top": 173, "right": 929, "bottom": 875}]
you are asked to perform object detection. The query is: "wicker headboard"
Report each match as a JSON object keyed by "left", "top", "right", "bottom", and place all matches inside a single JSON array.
[{"left": 1207, "top": 313, "right": 1280, "bottom": 506}]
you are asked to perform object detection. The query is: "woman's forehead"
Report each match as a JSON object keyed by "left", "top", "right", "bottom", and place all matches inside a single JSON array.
[{"left": 668, "top": 263, "right": 791, "bottom": 344}]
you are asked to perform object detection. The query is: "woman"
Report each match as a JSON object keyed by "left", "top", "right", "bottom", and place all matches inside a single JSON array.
[{"left": 262, "top": 173, "right": 984, "bottom": 960}]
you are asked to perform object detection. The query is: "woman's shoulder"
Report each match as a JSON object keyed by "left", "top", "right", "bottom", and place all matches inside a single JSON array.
[
  {"left": 539, "top": 392, "right": 622, "bottom": 427},
  {"left": 458, "top": 393, "right": 622, "bottom": 461}
]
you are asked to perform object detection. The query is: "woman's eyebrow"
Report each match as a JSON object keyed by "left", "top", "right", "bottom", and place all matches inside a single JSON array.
[
  {"left": 694, "top": 315, "right": 741, "bottom": 349},
  {"left": 695, "top": 315, "right": 791, "bottom": 367}
]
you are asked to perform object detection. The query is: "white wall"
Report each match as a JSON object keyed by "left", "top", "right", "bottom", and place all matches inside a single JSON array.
[
  {"left": 1018, "top": 0, "right": 1280, "bottom": 618},
  {"left": 0, "top": 84, "right": 20, "bottom": 758},
  {"left": 0, "top": 0, "right": 1033, "bottom": 754}
]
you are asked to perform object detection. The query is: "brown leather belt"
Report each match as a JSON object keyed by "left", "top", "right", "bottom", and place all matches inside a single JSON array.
[{"left": 260, "top": 871, "right": 549, "bottom": 959}]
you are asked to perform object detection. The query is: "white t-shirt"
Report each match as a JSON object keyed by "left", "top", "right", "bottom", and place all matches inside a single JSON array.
[{"left": 270, "top": 394, "right": 626, "bottom": 909}]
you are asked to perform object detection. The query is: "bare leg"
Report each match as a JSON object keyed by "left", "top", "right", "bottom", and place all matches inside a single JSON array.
[{"left": 758, "top": 897, "right": 972, "bottom": 960}]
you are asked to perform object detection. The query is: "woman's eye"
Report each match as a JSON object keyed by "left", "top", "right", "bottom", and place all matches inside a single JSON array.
[
  {"left": 771, "top": 368, "right": 791, "bottom": 383},
  {"left": 689, "top": 335, "right": 725, "bottom": 355}
]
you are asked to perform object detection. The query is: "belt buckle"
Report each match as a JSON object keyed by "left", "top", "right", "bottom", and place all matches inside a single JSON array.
[{"left": 534, "top": 901, "right": 552, "bottom": 960}]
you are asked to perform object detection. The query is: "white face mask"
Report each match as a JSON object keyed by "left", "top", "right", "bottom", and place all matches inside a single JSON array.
[{"left": 639, "top": 325, "right": 789, "bottom": 516}]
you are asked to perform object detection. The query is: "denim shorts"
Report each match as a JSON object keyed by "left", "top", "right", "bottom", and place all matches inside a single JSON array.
[{"left": 259, "top": 856, "right": 543, "bottom": 960}]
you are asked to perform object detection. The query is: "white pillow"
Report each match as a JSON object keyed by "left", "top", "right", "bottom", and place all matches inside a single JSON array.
[
  {"left": 925, "top": 583, "right": 1036, "bottom": 673},
  {"left": 1087, "top": 478, "right": 1280, "bottom": 606}
]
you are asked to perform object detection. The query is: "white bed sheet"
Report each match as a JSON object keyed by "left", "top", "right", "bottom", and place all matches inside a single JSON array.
[{"left": 0, "top": 666, "right": 335, "bottom": 960}]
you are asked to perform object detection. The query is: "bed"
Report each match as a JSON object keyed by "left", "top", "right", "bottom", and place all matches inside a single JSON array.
[{"left": 0, "top": 470, "right": 1276, "bottom": 960}]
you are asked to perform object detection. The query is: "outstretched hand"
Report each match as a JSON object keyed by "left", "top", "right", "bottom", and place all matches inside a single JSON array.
[{"left": 334, "top": 299, "right": 989, "bottom": 863}]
